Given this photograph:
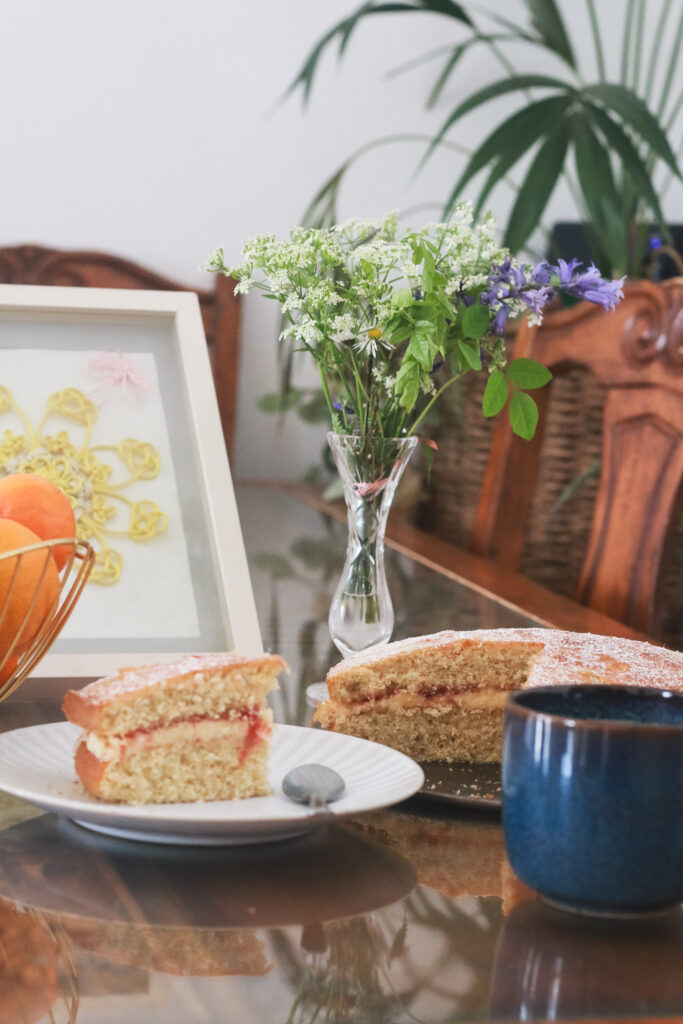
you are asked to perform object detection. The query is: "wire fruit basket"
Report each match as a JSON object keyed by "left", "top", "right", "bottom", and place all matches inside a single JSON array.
[{"left": 0, "top": 536, "right": 95, "bottom": 703}]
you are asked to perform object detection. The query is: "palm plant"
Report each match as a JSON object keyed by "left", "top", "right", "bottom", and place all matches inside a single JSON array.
[{"left": 289, "top": 0, "right": 683, "bottom": 277}]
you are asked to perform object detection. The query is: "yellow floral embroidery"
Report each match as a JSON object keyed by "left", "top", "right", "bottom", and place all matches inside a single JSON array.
[{"left": 0, "top": 387, "right": 169, "bottom": 586}]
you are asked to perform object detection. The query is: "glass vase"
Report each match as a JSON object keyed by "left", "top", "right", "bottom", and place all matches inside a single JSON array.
[{"left": 327, "top": 432, "right": 418, "bottom": 658}]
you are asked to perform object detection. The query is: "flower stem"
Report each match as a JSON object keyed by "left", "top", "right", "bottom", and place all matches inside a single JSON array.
[
  {"left": 406, "top": 370, "right": 466, "bottom": 437},
  {"left": 317, "top": 362, "right": 338, "bottom": 428}
]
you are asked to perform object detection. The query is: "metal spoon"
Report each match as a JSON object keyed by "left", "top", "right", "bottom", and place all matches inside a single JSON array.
[{"left": 282, "top": 764, "right": 345, "bottom": 813}]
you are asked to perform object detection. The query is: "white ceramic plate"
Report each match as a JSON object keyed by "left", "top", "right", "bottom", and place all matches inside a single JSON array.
[{"left": 0, "top": 722, "right": 424, "bottom": 846}]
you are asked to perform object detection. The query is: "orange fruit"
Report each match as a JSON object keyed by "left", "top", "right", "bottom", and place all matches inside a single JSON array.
[
  {"left": 0, "top": 474, "right": 76, "bottom": 570},
  {"left": 0, "top": 520, "right": 60, "bottom": 658}
]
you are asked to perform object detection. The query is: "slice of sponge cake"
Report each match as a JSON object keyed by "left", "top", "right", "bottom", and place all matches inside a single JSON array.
[{"left": 63, "top": 652, "right": 285, "bottom": 804}]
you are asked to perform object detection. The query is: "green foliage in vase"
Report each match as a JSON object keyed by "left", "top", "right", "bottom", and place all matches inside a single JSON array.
[
  {"left": 289, "top": 0, "right": 683, "bottom": 277},
  {"left": 204, "top": 206, "right": 623, "bottom": 443}
]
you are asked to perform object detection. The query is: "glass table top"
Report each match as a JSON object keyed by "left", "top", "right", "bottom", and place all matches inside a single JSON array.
[{"left": 0, "top": 486, "right": 679, "bottom": 1023}]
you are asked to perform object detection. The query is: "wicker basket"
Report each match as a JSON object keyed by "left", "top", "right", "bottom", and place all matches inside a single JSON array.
[{"left": 0, "top": 537, "right": 94, "bottom": 702}]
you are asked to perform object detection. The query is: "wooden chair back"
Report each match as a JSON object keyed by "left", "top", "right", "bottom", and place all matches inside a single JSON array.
[
  {"left": 0, "top": 244, "right": 240, "bottom": 457},
  {"left": 472, "top": 279, "right": 683, "bottom": 635}
]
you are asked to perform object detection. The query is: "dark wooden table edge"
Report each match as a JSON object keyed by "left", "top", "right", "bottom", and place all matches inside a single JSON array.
[{"left": 258, "top": 480, "right": 650, "bottom": 644}]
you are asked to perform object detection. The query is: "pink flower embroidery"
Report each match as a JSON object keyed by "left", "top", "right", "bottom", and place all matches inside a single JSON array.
[{"left": 88, "top": 352, "right": 150, "bottom": 404}]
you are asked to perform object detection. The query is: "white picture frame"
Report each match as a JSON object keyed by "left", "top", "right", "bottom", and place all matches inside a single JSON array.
[{"left": 0, "top": 284, "right": 263, "bottom": 685}]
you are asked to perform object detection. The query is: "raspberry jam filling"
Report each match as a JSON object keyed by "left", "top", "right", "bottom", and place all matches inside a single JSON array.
[{"left": 109, "top": 709, "right": 272, "bottom": 763}]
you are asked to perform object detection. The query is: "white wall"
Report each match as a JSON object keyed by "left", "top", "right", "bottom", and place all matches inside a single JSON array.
[{"left": 2, "top": 1, "right": 681, "bottom": 480}]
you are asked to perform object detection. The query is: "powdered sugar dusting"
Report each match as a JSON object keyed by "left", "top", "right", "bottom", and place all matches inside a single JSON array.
[
  {"left": 327, "top": 629, "right": 683, "bottom": 692},
  {"left": 75, "top": 653, "right": 287, "bottom": 706}
]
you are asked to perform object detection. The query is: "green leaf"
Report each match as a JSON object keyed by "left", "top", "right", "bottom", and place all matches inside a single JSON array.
[
  {"left": 509, "top": 390, "right": 539, "bottom": 439},
  {"left": 507, "top": 358, "right": 553, "bottom": 389},
  {"left": 422, "top": 251, "right": 435, "bottom": 292},
  {"left": 586, "top": 102, "right": 669, "bottom": 227},
  {"left": 504, "top": 120, "right": 569, "bottom": 252},
  {"left": 388, "top": 321, "right": 414, "bottom": 346},
  {"left": 461, "top": 301, "right": 491, "bottom": 340},
  {"left": 482, "top": 369, "right": 509, "bottom": 417},
  {"left": 286, "top": 6, "right": 370, "bottom": 105},
  {"left": 570, "top": 111, "right": 625, "bottom": 266},
  {"left": 582, "top": 82, "right": 681, "bottom": 176},
  {"left": 458, "top": 339, "right": 482, "bottom": 370},
  {"left": 424, "top": 33, "right": 527, "bottom": 107},
  {"left": 445, "top": 95, "right": 570, "bottom": 214},
  {"left": 396, "top": 359, "right": 422, "bottom": 411},
  {"left": 407, "top": 319, "right": 436, "bottom": 370},
  {"left": 427, "top": 41, "right": 471, "bottom": 108},
  {"left": 287, "top": 1, "right": 472, "bottom": 105},
  {"left": 523, "top": 0, "right": 576, "bottom": 68},
  {"left": 447, "top": 348, "right": 461, "bottom": 376},
  {"left": 392, "top": 287, "right": 413, "bottom": 308},
  {"left": 257, "top": 389, "right": 301, "bottom": 413},
  {"left": 426, "top": 74, "right": 570, "bottom": 163}
]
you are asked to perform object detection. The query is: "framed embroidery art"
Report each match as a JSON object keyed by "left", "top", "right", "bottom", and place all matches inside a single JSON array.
[{"left": 0, "top": 285, "right": 262, "bottom": 686}]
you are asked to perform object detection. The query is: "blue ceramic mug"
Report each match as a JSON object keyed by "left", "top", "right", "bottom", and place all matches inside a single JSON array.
[{"left": 502, "top": 685, "right": 683, "bottom": 915}]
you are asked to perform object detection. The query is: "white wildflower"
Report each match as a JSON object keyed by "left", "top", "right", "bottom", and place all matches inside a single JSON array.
[
  {"left": 269, "top": 271, "right": 291, "bottom": 293},
  {"left": 355, "top": 330, "right": 391, "bottom": 358},
  {"left": 298, "top": 316, "right": 323, "bottom": 345},
  {"left": 200, "top": 247, "right": 224, "bottom": 273},
  {"left": 330, "top": 312, "right": 357, "bottom": 335}
]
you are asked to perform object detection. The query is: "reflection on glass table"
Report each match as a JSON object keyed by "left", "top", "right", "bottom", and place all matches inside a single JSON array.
[{"left": 0, "top": 799, "right": 680, "bottom": 1023}]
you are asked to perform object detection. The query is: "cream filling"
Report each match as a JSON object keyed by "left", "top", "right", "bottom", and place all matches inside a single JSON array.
[
  {"left": 85, "top": 717, "right": 264, "bottom": 762},
  {"left": 336, "top": 688, "right": 509, "bottom": 715}
]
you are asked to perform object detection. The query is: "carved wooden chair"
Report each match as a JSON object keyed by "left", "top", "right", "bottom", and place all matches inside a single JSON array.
[
  {"left": 0, "top": 245, "right": 240, "bottom": 457},
  {"left": 469, "top": 278, "right": 683, "bottom": 641}
]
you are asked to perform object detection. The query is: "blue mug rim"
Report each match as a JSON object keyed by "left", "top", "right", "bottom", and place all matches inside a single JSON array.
[{"left": 507, "top": 683, "right": 683, "bottom": 733}]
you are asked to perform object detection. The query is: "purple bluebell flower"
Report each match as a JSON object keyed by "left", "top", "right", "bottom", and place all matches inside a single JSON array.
[
  {"left": 521, "top": 285, "right": 555, "bottom": 317},
  {"left": 552, "top": 258, "right": 581, "bottom": 287},
  {"left": 465, "top": 255, "right": 624, "bottom": 342},
  {"left": 332, "top": 401, "right": 355, "bottom": 415},
  {"left": 492, "top": 304, "right": 509, "bottom": 335},
  {"left": 575, "top": 276, "right": 625, "bottom": 310},
  {"left": 481, "top": 259, "right": 556, "bottom": 336},
  {"left": 550, "top": 260, "right": 626, "bottom": 311},
  {"left": 530, "top": 261, "right": 552, "bottom": 286}
]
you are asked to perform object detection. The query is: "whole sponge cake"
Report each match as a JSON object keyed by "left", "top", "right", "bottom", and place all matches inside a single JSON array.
[
  {"left": 63, "top": 652, "right": 286, "bottom": 804},
  {"left": 313, "top": 629, "right": 683, "bottom": 763}
]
